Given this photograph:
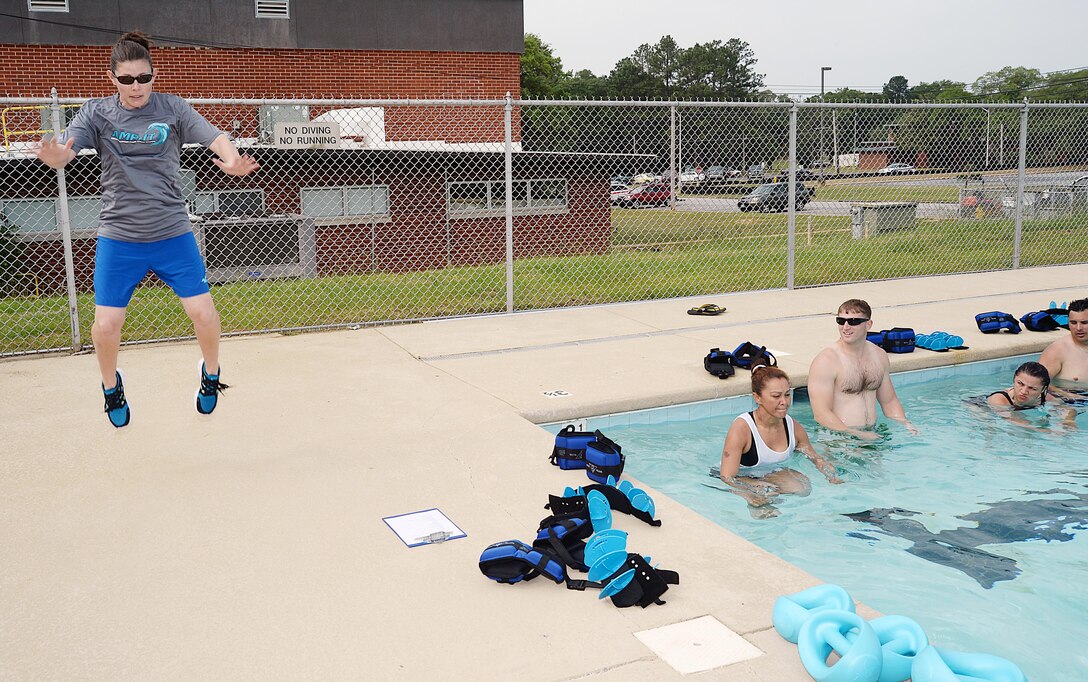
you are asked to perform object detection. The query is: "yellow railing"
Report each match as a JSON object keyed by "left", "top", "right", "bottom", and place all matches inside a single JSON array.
[{"left": 2, "top": 104, "right": 81, "bottom": 153}]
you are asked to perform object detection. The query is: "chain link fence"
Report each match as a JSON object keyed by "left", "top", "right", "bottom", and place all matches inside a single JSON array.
[{"left": 3, "top": 95, "right": 1087, "bottom": 356}]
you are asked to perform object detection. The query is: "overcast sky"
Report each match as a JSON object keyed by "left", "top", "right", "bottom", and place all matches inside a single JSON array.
[{"left": 523, "top": 0, "right": 1087, "bottom": 96}]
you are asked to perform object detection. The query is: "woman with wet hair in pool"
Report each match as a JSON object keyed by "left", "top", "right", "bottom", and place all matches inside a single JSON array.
[
  {"left": 718, "top": 365, "right": 843, "bottom": 515},
  {"left": 980, "top": 361, "right": 1078, "bottom": 430},
  {"left": 987, "top": 361, "right": 1052, "bottom": 410}
]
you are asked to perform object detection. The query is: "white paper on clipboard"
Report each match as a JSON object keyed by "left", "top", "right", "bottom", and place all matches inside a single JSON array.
[{"left": 383, "top": 508, "right": 467, "bottom": 548}]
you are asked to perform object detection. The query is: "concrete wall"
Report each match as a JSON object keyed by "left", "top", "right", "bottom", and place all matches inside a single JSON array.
[{"left": 2, "top": 0, "right": 523, "bottom": 53}]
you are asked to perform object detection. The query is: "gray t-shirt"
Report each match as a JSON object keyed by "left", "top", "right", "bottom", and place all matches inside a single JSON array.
[{"left": 64, "top": 92, "right": 222, "bottom": 242}]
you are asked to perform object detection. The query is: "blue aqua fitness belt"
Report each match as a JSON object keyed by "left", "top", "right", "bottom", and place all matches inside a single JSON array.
[
  {"left": 549, "top": 425, "right": 597, "bottom": 470},
  {"left": 1019, "top": 310, "right": 1060, "bottom": 332},
  {"left": 585, "top": 431, "right": 625, "bottom": 484},
  {"left": 975, "top": 311, "right": 1021, "bottom": 334},
  {"left": 866, "top": 327, "right": 916, "bottom": 353},
  {"left": 478, "top": 540, "right": 570, "bottom": 585}
]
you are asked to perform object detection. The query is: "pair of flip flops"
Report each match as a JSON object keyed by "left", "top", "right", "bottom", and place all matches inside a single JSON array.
[
  {"left": 916, "top": 332, "right": 966, "bottom": 351},
  {"left": 687, "top": 303, "right": 726, "bottom": 316}
]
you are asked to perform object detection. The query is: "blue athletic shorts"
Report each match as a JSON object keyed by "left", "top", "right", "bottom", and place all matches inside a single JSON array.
[{"left": 94, "top": 232, "right": 210, "bottom": 307}]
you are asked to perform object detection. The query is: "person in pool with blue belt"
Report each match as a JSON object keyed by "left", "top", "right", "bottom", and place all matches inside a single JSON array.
[
  {"left": 33, "top": 31, "right": 259, "bottom": 428},
  {"left": 718, "top": 365, "right": 843, "bottom": 514}
]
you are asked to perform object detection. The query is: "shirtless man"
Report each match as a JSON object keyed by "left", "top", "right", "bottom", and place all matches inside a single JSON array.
[
  {"left": 807, "top": 299, "right": 915, "bottom": 439},
  {"left": 1039, "top": 298, "right": 1088, "bottom": 402}
]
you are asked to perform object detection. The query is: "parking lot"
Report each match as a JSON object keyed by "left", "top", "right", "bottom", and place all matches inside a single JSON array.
[
  {"left": 614, "top": 168, "right": 1088, "bottom": 219},
  {"left": 626, "top": 195, "right": 960, "bottom": 219}
]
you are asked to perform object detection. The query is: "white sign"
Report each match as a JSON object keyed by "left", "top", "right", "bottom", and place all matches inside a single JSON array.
[{"left": 273, "top": 122, "right": 341, "bottom": 149}]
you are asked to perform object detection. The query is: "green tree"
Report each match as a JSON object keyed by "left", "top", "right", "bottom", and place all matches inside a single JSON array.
[
  {"left": 818, "top": 88, "right": 902, "bottom": 154},
  {"left": 520, "top": 33, "right": 566, "bottom": 99},
  {"left": 1035, "top": 69, "right": 1088, "bottom": 100},
  {"left": 971, "top": 66, "right": 1043, "bottom": 101},
  {"left": 678, "top": 39, "right": 765, "bottom": 99},
  {"left": 882, "top": 75, "right": 911, "bottom": 101},
  {"left": 625, "top": 35, "right": 685, "bottom": 98},
  {"left": 910, "top": 80, "right": 971, "bottom": 101},
  {"left": 607, "top": 57, "right": 658, "bottom": 99},
  {"left": 565, "top": 69, "right": 609, "bottom": 99},
  {"left": 823, "top": 87, "right": 881, "bottom": 103}
]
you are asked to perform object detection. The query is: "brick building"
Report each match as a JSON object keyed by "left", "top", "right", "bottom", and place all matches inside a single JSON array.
[
  {"left": 1, "top": 0, "right": 523, "bottom": 100},
  {"left": 0, "top": 1, "right": 630, "bottom": 297}
]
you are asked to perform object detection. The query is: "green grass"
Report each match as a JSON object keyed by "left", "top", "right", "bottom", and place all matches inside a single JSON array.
[
  {"left": 3, "top": 211, "right": 1086, "bottom": 355},
  {"left": 810, "top": 184, "right": 960, "bottom": 204}
]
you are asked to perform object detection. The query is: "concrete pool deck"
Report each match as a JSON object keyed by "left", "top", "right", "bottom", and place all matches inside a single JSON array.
[{"left": 2, "top": 264, "right": 1085, "bottom": 680}]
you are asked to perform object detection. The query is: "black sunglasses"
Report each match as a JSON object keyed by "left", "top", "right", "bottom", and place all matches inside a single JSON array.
[
  {"left": 113, "top": 72, "right": 153, "bottom": 85},
  {"left": 835, "top": 316, "right": 869, "bottom": 326}
]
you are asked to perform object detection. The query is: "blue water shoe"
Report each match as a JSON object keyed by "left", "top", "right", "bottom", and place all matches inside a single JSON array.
[
  {"left": 102, "top": 370, "right": 131, "bottom": 428},
  {"left": 195, "top": 360, "right": 229, "bottom": 415}
]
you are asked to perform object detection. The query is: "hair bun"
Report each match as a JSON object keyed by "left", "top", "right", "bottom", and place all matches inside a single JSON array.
[{"left": 120, "top": 30, "right": 152, "bottom": 49}]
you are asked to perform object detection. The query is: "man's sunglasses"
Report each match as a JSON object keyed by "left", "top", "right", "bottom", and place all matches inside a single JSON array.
[
  {"left": 113, "top": 72, "right": 153, "bottom": 85},
  {"left": 835, "top": 316, "right": 869, "bottom": 326}
]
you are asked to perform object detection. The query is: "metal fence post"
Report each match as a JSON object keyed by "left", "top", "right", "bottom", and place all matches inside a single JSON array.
[
  {"left": 786, "top": 103, "right": 798, "bottom": 290},
  {"left": 669, "top": 105, "right": 677, "bottom": 209},
  {"left": 50, "top": 88, "right": 81, "bottom": 350},
  {"left": 1012, "top": 99, "right": 1029, "bottom": 269},
  {"left": 504, "top": 93, "right": 514, "bottom": 313}
]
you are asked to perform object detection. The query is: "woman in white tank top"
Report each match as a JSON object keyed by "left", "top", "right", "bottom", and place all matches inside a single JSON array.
[{"left": 718, "top": 366, "right": 843, "bottom": 515}]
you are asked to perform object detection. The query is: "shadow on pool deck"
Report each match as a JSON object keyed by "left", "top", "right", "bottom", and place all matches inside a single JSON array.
[{"left": 2, "top": 264, "right": 1085, "bottom": 680}]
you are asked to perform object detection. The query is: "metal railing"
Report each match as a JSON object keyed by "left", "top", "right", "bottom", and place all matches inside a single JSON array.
[
  {"left": 1, "top": 101, "right": 82, "bottom": 154},
  {"left": 2, "top": 93, "right": 1087, "bottom": 356}
]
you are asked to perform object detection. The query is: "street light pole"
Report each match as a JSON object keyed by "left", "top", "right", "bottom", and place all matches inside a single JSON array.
[
  {"left": 985, "top": 108, "right": 991, "bottom": 169},
  {"left": 820, "top": 66, "right": 832, "bottom": 164},
  {"left": 678, "top": 109, "right": 683, "bottom": 177}
]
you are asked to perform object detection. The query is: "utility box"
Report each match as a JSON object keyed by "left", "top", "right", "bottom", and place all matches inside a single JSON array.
[
  {"left": 850, "top": 202, "right": 917, "bottom": 239},
  {"left": 192, "top": 214, "right": 317, "bottom": 284}
]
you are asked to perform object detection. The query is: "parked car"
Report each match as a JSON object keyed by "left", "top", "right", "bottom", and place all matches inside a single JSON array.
[
  {"left": 772, "top": 167, "right": 819, "bottom": 182},
  {"left": 610, "top": 182, "right": 631, "bottom": 205},
  {"left": 704, "top": 166, "right": 727, "bottom": 180},
  {"left": 661, "top": 168, "right": 703, "bottom": 183},
  {"left": 629, "top": 172, "right": 658, "bottom": 185},
  {"left": 611, "top": 175, "right": 631, "bottom": 185},
  {"left": 679, "top": 166, "right": 705, "bottom": 183},
  {"left": 747, "top": 164, "right": 766, "bottom": 181},
  {"left": 877, "top": 163, "right": 915, "bottom": 175},
  {"left": 625, "top": 182, "right": 672, "bottom": 207},
  {"left": 737, "top": 182, "right": 814, "bottom": 212}
]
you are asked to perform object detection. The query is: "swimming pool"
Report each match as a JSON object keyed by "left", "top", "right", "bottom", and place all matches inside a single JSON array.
[{"left": 552, "top": 355, "right": 1088, "bottom": 681}]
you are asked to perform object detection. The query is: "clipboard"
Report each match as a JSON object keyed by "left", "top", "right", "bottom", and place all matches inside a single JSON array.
[{"left": 383, "top": 508, "right": 467, "bottom": 548}]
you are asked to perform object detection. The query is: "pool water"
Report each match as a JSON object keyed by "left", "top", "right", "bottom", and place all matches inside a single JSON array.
[{"left": 570, "top": 356, "right": 1088, "bottom": 681}]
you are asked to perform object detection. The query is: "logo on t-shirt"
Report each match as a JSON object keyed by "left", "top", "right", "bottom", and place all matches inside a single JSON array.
[{"left": 111, "top": 122, "right": 170, "bottom": 145}]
